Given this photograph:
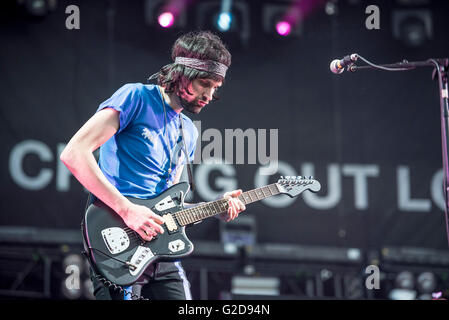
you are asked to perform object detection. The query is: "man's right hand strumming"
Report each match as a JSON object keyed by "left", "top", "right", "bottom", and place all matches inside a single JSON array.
[{"left": 119, "top": 202, "right": 165, "bottom": 242}]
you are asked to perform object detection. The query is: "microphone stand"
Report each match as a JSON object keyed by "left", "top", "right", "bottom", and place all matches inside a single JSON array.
[{"left": 347, "top": 55, "right": 449, "bottom": 247}]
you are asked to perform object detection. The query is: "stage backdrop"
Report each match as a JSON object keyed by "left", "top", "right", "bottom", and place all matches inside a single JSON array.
[{"left": 1, "top": 0, "right": 449, "bottom": 252}]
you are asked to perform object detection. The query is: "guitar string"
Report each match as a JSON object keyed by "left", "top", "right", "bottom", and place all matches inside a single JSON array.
[
  {"left": 120, "top": 228, "right": 164, "bottom": 243},
  {"left": 118, "top": 184, "right": 280, "bottom": 236},
  {"left": 122, "top": 183, "right": 292, "bottom": 232},
  {"left": 110, "top": 227, "right": 146, "bottom": 242},
  {"left": 171, "top": 185, "right": 277, "bottom": 224},
  {"left": 123, "top": 227, "right": 162, "bottom": 239},
  {"left": 108, "top": 184, "right": 283, "bottom": 239}
]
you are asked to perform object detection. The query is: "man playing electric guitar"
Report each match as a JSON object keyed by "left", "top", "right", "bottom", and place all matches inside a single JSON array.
[{"left": 60, "top": 31, "right": 246, "bottom": 300}]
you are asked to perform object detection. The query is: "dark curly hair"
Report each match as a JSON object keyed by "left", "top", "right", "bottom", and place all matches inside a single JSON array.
[{"left": 151, "top": 31, "right": 231, "bottom": 98}]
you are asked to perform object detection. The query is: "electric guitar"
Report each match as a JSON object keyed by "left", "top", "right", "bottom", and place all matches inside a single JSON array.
[{"left": 82, "top": 176, "right": 321, "bottom": 286}]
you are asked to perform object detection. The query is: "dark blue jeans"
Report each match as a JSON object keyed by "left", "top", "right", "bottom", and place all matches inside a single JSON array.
[{"left": 90, "top": 261, "right": 192, "bottom": 300}]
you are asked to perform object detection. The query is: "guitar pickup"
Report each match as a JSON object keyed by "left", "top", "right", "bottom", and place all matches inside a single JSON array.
[{"left": 162, "top": 214, "right": 178, "bottom": 234}]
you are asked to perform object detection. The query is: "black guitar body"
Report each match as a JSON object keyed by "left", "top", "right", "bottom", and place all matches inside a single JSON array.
[{"left": 82, "top": 182, "right": 193, "bottom": 286}]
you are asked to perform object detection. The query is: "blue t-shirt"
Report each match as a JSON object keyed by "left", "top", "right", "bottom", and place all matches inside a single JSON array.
[{"left": 96, "top": 83, "right": 198, "bottom": 199}]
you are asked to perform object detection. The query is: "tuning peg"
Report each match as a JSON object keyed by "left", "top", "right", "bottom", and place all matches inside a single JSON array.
[
  {"left": 286, "top": 176, "right": 291, "bottom": 180},
  {"left": 309, "top": 176, "right": 314, "bottom": 180},
  {"left": 280, "top": 176, "right": 284, "bottom": 179}
]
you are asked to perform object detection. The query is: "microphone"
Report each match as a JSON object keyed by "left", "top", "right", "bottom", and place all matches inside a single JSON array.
[{"left": 330, "top": 54, "right": 358, "bottom": 74}]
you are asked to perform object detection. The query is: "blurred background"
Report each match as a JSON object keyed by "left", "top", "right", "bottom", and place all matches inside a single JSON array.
[{"left": 1, "top": 0, "right": 449, "bottom": 300}]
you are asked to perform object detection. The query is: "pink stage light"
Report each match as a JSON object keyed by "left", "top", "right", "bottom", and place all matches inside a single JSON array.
[
  {"left": 158, "top": 12, "right": 175, "bottom": 28},
  {"left": 276, "top": 21, "right": 292, "bottom": 36}
]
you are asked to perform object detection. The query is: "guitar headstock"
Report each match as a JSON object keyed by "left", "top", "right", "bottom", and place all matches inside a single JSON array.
[{"left": 276, "top": 176, "right": 321, "bottom": 197}]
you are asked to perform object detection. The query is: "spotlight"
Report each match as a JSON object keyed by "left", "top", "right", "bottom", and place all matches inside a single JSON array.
[
  {"left": 276, "top": 21, "right": 292, "bottom": 37},
  {"left": 389, "top": 288, "right": 417, "bottom": 300},
  {"left": 196, "top": 0, "right": 250, "bottom": 45},
  {"left": 388, "top": 271, "right": 417, "bottom": 300},
  {"left": 20, "top": 0, "right": 57, "bottom": 18},
  {"left": 216, "top": 0, "right": 233, "bottom": 32},
  {"left": 399, "top": 16, "right": 426, "bottom": 47},
  {"left": 217, "top": 12, "right": 232, "bottom": 31},
  {"left": 325, "top": 1, "right": 338, "bottom": 16},
  {"left": 262, "top": 4, "right": 302, "bottom": 38},
  {"left": 395, "top": 270, "right": 414, "bottom": 290},
  {"left": 25, "top": 0, "right": 47, "bottom": 17},
  {"left": 158, "top": 11, "right": 175, "bottom": 28},
  {"left": 417, "top": 272, "right": 437, "bottom": 294},
  {"left": 144, "top": 0, "right": 187, "bottom": 30},
  {"left": 392, "top": 9, "right": 432, "bottom": 47}
]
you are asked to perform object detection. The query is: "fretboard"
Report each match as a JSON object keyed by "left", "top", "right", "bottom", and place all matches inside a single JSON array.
[{"left": 174, "top": 183, "right": 281, "bottom": 226}]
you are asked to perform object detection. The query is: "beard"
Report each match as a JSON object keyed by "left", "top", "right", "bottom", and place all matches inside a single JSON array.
[{"left": 177, "top": 94, "right": 204, "bottom": 114}]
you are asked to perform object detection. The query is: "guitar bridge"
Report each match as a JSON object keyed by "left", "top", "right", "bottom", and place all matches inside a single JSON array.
[{"left": 125, "top": 261, "right": 137, "bottom": 271}]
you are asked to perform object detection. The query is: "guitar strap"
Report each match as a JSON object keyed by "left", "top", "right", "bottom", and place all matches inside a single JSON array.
[{"left": 178, "top": 113, "right": 196, "bottom": 192}]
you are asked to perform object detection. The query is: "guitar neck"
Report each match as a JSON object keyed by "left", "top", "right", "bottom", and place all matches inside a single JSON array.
[{"left": 174, "top": 183, "right": 281, "bottom": 226}]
